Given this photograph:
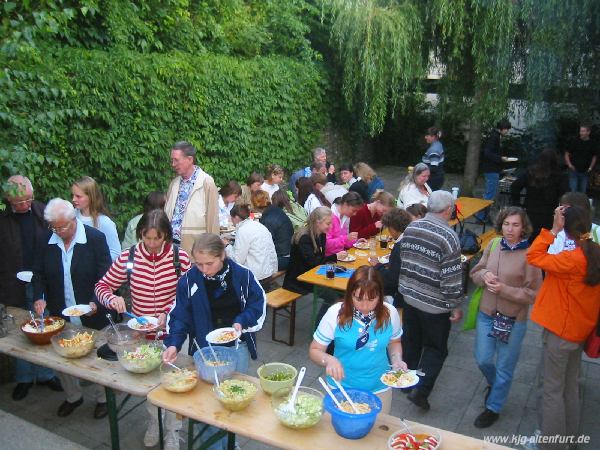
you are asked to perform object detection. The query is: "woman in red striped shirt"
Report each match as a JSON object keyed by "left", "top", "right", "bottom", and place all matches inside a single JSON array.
[{"left": 94, "top": 209, "right": 190, "bottom": 450}]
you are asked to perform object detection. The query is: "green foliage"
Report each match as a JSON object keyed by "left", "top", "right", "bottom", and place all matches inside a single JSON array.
[
  {"left": 323, "top": 0, "right": 425, "bottom": 136},
  {"left": 0, "top": 49, "right": 327, "bottom": 230}
]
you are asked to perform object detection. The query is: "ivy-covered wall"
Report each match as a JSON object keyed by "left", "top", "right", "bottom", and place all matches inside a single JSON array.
[{"left": 2, "top": 47, "right": 328, "bottom": 230}]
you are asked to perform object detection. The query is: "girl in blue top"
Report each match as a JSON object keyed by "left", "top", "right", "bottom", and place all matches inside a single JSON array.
[
  {"left": 72, "top": 176, "right": 121, "bottom": 261},
  {"left": 309, "top": 265, "right": 406, "bottom": 414}
]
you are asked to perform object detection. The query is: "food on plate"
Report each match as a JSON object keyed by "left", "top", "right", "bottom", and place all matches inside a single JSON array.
[
  {"left": 120, "top": 344, "right": 162, "bottom": 373},
  {"left": 381, "top": 370, "right": 419, "bottom": 388},
  {"left": 378, "top": 255, "right": 390, "bottom": 264},
  {"left": 274, "top": 392, "right": 323, "bottom": 429},
  {"left": 214, "top": 330, "right": 237, "bottom": 343},
  {"left": 353, "top": 241, "right": 369, "bottom": 250},
  {"left": 131, "top": 321, "right": 157, "bottom": 331},
  {"left": 22, "top": 317, "right": 65, "bottom": 334},
  {"left": 337, "top": 254, "right": 356, "bottom": 262},
  {"left": 214, "top": 379, "right": 257, "bottom": 411},
  {"left": 263, "top": 371, "right": 294, "bottom": 382},
  {"left": 389, "top": 432, "right": 439, "bottom": 450},
  {"left": 338, "top": 401, "right": 371, "bottom": 414},
  {"left": 67, "top": 308, "right": 84, "bottom": 316},
  {"left": 162, "top": 368, "right": 198, "bottom": 393}
]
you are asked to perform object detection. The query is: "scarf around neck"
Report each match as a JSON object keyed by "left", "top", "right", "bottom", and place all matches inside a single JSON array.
[{"left": 353, "top": 308, "right": 376, "bottom": 350}]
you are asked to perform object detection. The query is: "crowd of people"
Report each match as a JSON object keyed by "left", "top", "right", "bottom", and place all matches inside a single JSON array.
[{"left": 1, "top": 125, "right": 599, "bottom": 450}]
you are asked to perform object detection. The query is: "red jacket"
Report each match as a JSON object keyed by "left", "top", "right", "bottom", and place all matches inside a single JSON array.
[
  {"left": 349, "top": 204, "right": 380, "bottom": 239},
  {"left": 528, "top": 229, "right": 600, "bottom": 343}
]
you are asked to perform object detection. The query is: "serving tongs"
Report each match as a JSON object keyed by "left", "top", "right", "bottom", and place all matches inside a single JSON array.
[{"left": 29, "top": 311, "right": 42, "bottom": 332}]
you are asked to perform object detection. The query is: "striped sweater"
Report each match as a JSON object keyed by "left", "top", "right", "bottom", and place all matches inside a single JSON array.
[
  {"left": 95, "top": 242, "right": 191, "bottom": 317},
  {"left": 398, "top": 213, "right": 463, "bottom": 313}
]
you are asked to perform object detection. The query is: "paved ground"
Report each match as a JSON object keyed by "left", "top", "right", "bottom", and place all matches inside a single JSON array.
[{"left": 1, "top": 166, "right": 598, "bottom": 449}]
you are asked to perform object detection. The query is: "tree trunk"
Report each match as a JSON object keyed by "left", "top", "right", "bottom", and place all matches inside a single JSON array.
[{"left": 463, "top": 118, "right": 482, "bottom": 197}]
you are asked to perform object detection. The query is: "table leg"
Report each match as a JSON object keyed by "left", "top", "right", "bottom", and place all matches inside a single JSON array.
[
  {"left": 158, "top": 407, "right": 164, "bottom": 450},
  {"left": 310, "top": 287, "right": 318, "bottom": 331},
  {"left": 227, "top": 432, "right": 236, "bottom": 450},
  {"left": 105, "top": 387, "right": 120, "bottom": 450}
]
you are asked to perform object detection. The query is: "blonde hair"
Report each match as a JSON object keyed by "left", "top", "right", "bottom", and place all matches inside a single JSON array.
[
  {"left": 72, "top": 176, "right": 110, "bottom": 228},
  {"left": 371, "top": 191, "right": 396, "bottom": 207},
  {"left": 354, "top": 162, "right": 376, "bottom": 183},
  {"left": 192, "top": 233, "right": 225, "bottom": 258},
  {"left": 293, "top": 206, "right": 332, "bottom": 252}
]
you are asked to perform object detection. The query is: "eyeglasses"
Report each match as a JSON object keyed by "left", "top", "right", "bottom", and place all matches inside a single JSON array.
[
  {"left": 9, "top": 198, "right": 33, "bottom": 206},
  {"left": 49, "top": 222, "right": 72, "bottom": 233}
]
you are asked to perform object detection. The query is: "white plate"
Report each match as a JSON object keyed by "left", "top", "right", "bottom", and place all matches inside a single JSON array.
[
  {"left": 16, "top": 271, "right": 33, "bottom": 283},
  {"left": 127, "top": 316, "right": 159, "bottom": 331},
  {"left": 380, "top": 370, "right": 420, "bottom": 389},
  {"left": 206, "top": 327, "right": 240, "bottom": 344},
  {"left": 378, "top": 255, "right": 390, "bottom": 264},
  {"left": 62, "top": 304, "right": 92, "bottom": 317},
  {"left": 354, "top": 250, "right": 368, "bottom": 257},
  {"left": 252, "top": 213, "right": 262, "bottom": 219},
  {"left": 505, "top": 157, "right": 518, "bottom": 162},
  {"left": 338, "top": 255, "right": 356, "bottom": 262},
  {"left": 353, "top": 242, "right": 369, "bottom": 250}
]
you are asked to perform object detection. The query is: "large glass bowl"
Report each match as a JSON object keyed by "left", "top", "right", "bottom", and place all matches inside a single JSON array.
[
  {"left": 103, "top": 324, "right": 144, "bottom": 352},
  {"left": 271, "top": 386, "right": 324, "bottom": 429},
  {"left": 213, "top": 377, "right": 257, "bottom": 411},
  {"left": 257, "top": 362, "right": 297, "bottom": 395},
  {"left": 160, "top": 355, "right": 198, "bottom": 393},
  {"left": 193, "top": 346, "right": 237, "bottom": 384},
  {"left": 323, "top": 388, "right": 382, "bottom": 439},
  {"left": 21, "top": 317, "right": 65, "bottom": 345},
  {"left": 51, "top": 328, "right": 96, "bottom": 358},
  {"left": 116, "top": 341, "right": 163, "bottom": 374}
]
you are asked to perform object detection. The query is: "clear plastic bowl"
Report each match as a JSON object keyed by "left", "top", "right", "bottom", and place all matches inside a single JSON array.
[
  {"left": 213, "top": 378, "right": 257, "bottom": 411},
  {"left": 160, "top": 355, "right": 198, "bottom": 393},
  {"left": 103, "top": 324, "right": 144, "bottom": 352},
  {"left": 323, "top": 388, "right": 382, "bottom": 439},
  {"left": 271, "top": 386, "right": 324, "bottom": 429},
  {"left": 387, "top": 424, "right": 442, "bottom": 450},
  {"left": 50, "top": 328, "right": 96, "bottom": 358},
  {"left": 193, "top": 346, "right": 237, "bottom": 384},
  {"left": 257, "top": 362, "right": 297, "bottom": 395},
  {"left": 117, "top": 341, "right": 163, "bottom": 374}
]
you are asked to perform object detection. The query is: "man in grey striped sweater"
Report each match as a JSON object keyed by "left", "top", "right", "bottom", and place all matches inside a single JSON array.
[{"left": 398, "top": 190, "right": 464, "bottom": 410}]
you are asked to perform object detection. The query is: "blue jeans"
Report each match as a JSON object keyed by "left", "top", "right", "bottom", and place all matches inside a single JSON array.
[
  {"left": 15, "top": 284, "right": 55, "bottom": 383},
  {"left": 476, "top": 172, "right": 500, "bottom": 221},
  {"left": 474, "top": 311, "right": 527, "bottom": 413},
  {"left": 568, "top": 170, "right": 589, "bottom": 193}
]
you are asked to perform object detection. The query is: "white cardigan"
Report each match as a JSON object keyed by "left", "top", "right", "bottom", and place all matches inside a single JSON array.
[
  {"left": 397, "top": 183, "right": 432, "bottom": 209},
  {"left": 225, "top": 219, "right": 278, "bottom": 280}
]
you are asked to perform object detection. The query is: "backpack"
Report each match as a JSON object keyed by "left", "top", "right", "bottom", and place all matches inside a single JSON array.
[
  {"left": 126, "top": 244, "right": 182, "bottom": 283},
  {"left": 458, "top": 221, "right": 481, "bottom": 254}
]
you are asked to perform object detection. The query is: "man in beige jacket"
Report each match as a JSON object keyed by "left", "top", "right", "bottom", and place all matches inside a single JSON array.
[{"left": 165, "top": 141, "right": 219, "bottom": 257}]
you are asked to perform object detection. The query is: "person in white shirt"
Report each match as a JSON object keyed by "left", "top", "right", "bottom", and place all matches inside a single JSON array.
[
  {"left": 218, "top": 181, "right": 242, "bottom": 228},
  {"left": 300, "top": 173, "right": 331, "bottom": 215},
  {"left": 224, "top": 204, "right": 277, "bottom": 281},
  {"left": 548, "top": 192, "right": 600, "bottom": 254},
  {"left": 397, "top": 163, "right": 432, "bottom": 209},
  {"left": 261, "top": 164, "right": 283, "bottom": 199}
]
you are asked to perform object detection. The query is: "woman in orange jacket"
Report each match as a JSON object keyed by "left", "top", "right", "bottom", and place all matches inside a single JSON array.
[{"left": 527, "top": 205, "right": 600, "bottom": 449}]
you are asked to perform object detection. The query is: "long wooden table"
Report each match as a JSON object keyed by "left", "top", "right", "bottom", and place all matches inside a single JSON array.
[
  {"left": 148, "top": 373, "right": 511, "bottom": 450},
  {"left": 297, "top": 244, "right": 392, "bottom": 328},
  {"left": 0, "top": 307, "right": 162, "bottom": 450}
]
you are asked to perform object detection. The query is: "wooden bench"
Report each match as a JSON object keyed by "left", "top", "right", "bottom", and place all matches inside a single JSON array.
[{"left": 266, "top": 288, "right": 302, "bottom": 346}]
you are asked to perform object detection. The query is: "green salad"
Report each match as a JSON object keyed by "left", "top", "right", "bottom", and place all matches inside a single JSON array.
[
  {"left": 263, "top": 371, "right": 294, "bottom": 382},
  {"left": 275, "top": 392, "right": 323, "bottom": 429},
  {"left": 120, "top": 344, "right": 162, "bottom": 373}
]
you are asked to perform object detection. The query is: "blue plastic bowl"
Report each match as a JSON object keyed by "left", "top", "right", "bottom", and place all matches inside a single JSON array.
[
  {"left": 323, "top": 388, "right": 382, "bottom": 439},
  {"left": 193, "top": 346, "right": 237, "bottom": 384}
]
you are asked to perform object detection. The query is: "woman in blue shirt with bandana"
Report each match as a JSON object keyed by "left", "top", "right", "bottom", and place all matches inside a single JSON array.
[{"left": 309, "top": 266, "right": 406, "bottom": 414}]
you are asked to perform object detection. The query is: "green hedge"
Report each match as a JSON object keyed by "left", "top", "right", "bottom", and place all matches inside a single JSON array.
[{"left": 1, "top": 47, "right": 328, "bottom": 230}]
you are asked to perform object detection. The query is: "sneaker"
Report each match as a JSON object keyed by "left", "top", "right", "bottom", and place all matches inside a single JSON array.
[
  {"left": 407, "top": 389, "right": 430, "bottom": 411},
  {"left": 144, "top": 421, "right": 160, "bottom": 447},
  {"left": 164, "top": 430, "right": 181, "bottom": 450},
  {"left": 474, "top": 408, "right": 499, "bottom": 428}
]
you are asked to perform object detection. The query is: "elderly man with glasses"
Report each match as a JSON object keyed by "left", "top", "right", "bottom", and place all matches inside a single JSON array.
[
  {"left": 0, "top": 176, "right": 63, "bottom": 400},
  {"left": 32, "top": 198, "right": 113, "bottom": 419}
]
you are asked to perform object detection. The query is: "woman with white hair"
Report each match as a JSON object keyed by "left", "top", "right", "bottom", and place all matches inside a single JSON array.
[
  {"left": 397, "top": 163, "right": 432, "bottom": 209},
  {"left": 33, "top": 198, "right": 113, "bottom": 419}
]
